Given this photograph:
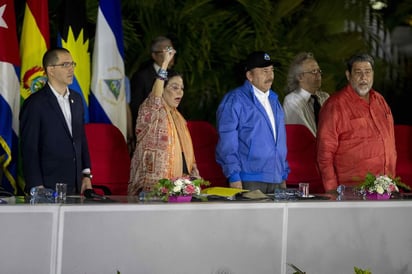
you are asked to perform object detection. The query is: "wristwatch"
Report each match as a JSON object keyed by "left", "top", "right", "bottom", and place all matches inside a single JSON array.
[{"left": 83, "top": 173, "right": 93, "bottom": 179}]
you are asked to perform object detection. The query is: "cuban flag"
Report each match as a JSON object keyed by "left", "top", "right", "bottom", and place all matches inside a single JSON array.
[
  {"left": 0, "top": 0, "right": 21, "bottom": 193},
  {"left": 89, "top": 0, "right": 127, "bottom": 139}
]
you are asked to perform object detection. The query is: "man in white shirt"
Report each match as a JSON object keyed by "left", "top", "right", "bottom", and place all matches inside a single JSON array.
[{"left": 283, "top": 52, "right": 329, "bottom": 136}]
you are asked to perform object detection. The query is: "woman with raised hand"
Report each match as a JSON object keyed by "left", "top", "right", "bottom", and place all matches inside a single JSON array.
[{"left": 128, "top": 47, "right": 199, "bottom": 195}]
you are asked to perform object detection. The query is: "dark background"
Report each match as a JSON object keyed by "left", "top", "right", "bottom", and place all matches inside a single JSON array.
[{"left": 14, "top": 0, "right": 412, "bottom": 125}]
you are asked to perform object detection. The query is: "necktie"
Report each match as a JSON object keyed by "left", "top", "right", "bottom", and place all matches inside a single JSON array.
[{"left": 311, "top": 94, "right": 321, "bottom": 126}]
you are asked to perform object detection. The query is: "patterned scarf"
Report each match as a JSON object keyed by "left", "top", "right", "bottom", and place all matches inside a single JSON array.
[{"left": 128, "top": 95, "right": 198, "bottom": 195}]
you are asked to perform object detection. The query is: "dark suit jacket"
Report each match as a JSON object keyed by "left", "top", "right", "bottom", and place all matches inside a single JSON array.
[
  {"left": 20, "top": 83, "right": 91, "bottom": 194},
  {"left": 129, "top": 62, "right": 157, "bottom": 130}
]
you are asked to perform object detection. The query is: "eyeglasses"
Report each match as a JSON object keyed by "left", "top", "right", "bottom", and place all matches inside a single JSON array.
[
  {"left": 51, "top": 62, "right": 77, "bottom": 68},
  {"left": 302, "top": 69, "right": 322, "bottom": 75}
]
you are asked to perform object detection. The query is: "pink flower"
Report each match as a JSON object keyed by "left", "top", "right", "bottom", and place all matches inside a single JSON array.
[
  {"left": 388, "top": 184, "right": 398, "bottom": 193},
  {"left": 184, "top": 184, "right": 196, "bottom": 195},
  {"left": 160, "top": 187, "right": 169, "bottom": 194}
]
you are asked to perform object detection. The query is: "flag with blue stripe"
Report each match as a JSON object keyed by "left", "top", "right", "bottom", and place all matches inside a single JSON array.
[
  {"left": 89, "top": 0, "right": 127, "bottom": 138},
  {"left": 0, "top": 0, "right": 21, "bottom": 193}
]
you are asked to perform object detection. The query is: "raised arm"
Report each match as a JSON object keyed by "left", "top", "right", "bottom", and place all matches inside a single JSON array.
[{"left": 152, "top": 47, "right": 176, "bottom": 98}]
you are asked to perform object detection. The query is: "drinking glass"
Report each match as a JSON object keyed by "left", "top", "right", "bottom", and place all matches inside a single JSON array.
[
  {"left": 55, "top": 183, "right": 67, "bottom": 202},
  {"left": 299, "top": 182, "right": 309, "bottom": 197}
]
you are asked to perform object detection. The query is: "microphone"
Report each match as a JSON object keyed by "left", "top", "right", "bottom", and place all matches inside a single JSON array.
[{"left": 84, "top": 189, "right": 108, "bottom": 200}]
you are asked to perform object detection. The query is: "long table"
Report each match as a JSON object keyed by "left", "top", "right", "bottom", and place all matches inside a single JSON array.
[{"left": 1, "top": 197, "right": 412, "bottom": 274}]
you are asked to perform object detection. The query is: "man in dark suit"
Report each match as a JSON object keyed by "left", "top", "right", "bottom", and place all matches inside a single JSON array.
[
  {"left": 129, "top": 36, "right": 176, "bottom": 132},
  {"left": 20, "top": 47, "right": 93, "bottom": 195}
]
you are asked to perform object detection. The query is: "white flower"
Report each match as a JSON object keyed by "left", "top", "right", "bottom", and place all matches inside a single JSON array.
[
  {"left": 365, "top": 175, "right": 400, "bottom": 194},
  {"left": 376, "top": 185, "right": 385, "bottom": 194},
  {"left": 173, "top": 185, "right": 182, "bottom": 193},
  {"left": 174, "top": 179, "right": 184, "bottom": 187},
  {"left": 153, "top": 176, "right": 209, "bottom": 199}
]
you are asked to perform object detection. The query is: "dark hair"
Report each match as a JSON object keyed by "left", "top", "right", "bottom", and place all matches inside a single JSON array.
[
  {"left": 286, "top": 52, "right": 316, "bottom": 93},
  {"left": 164, "top": 70, "right": 183, "bottom": 87},
  {"left": 42, "top": 47, "right": 70, "bottom": 71},
  {"left": 346, "top": 53, "right": 374, "bottom": 72}
]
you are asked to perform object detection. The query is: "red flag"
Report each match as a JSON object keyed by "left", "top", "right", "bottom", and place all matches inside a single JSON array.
[{"left": 0, "top": 0, "right": 20, "bottom": 65}]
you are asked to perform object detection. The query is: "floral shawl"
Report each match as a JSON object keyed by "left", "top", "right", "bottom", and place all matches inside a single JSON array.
[{"left": 128, "top": 94, "right": 199, "bottom": 195}]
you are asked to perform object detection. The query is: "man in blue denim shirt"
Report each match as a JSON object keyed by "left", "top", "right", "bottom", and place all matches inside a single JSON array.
[{"left": 216, "top": 51, "right": 289, "bottom": 194}]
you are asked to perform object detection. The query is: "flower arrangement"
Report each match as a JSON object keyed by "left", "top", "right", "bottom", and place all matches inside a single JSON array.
[
  {"left": 357, "top": 173, "right": 410, "bottom": 197},
  {"left": 150, "top": 176, "right": 210, "bottom": 201}
]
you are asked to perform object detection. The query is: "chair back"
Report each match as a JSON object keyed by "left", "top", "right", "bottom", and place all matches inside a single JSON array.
[
  {"left": 187, "top": 121, "right": 228, "bottom": 187},
  {"left": 285, "top": 124, "right": 324, "bottom": 193},
  {"left": 394, "top": 124, "right": 412, "bottom": 188},
  {"left": 85, "top": 123, "right": 130, "bottom": 195}
]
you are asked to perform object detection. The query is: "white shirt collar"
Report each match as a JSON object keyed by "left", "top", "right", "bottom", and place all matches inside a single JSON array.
[
  {"left": 296, "top": 88, "right": 313, "bottom": 102},
  {"left": 252, "top": 85, "right": 270, "bottom": 101},
  {"left": 49, "top": 83, "right": 70, "bottom": 99}
]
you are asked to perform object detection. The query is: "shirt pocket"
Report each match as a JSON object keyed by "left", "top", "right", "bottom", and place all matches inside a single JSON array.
[{"left": 343, "top": 117, "right": 370, "bottom": 139}]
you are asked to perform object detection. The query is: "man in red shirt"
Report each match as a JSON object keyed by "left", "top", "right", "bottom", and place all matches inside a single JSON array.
[{"left": 317, "top": 53, "right": 396, "bottom": 193}]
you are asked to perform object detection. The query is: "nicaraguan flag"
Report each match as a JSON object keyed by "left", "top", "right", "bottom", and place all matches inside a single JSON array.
[
  {"left": 89, "top": 0, "right": 127, "bottom": 138},
  {"left": 57, "top": 0, "right": 90, "bottom": 122},
  {"left": 0, "top": 0, "right": 21, "bottom": 193}
]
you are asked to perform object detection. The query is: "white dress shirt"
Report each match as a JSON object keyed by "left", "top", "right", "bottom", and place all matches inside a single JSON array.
[
  {"left": 49, "top": 84, "right": 72, "bottom": 136},
  {"left": 253, "top": 86, "right": 276, "bottom": 141},
  {"left": 283, "top": 88, "right": 329, "bottom": 136}
]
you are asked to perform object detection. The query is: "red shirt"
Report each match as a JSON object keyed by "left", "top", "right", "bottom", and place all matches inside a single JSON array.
[{"left": 317, "top": 85, "right": 396, "bottom": 192}]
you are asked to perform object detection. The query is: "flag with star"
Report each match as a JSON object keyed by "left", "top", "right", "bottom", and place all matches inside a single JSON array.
[
  {"left": 19, "top": 0, "right": 49, "bottom": 101},
  {"left": 89, "top": 0, "right": 127, "bottom": 138},
  {"left": 57, "top": 0, "right": 90, "bottom": 122},
  {"left": 0, "top": 0, "right": 21, "bottom": 193}
]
